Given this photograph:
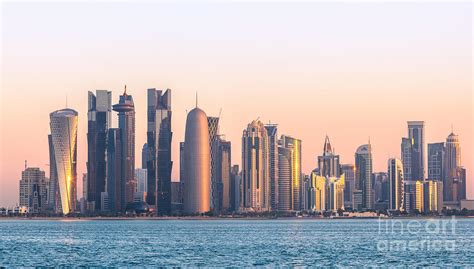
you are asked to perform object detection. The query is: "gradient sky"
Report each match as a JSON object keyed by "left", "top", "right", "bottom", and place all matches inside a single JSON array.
[{"left": 1, "top": 2, "right": 472, "bottom": 207}]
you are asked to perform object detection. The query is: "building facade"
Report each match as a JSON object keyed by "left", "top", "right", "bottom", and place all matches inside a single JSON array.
[
  {"left": 264, "top": 124, "right": 279, "bottom": 211},
  {"left": 19, "top": 167, "right": 48, "bottom": 213},
  {"left": 278, "top": 146, "right": 292, "bottom": 211},
  {"left": 280, "top": 135, "right": 302, "bottom": 211},
  {"left": 355, "top": 143, "right": 373, "bottom": 211},
  {"left": 388, "top": 158, "right": 404, "bottom": 211}
]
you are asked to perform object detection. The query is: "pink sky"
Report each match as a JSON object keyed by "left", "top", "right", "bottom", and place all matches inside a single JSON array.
[{"left": 1, "top": 2, "right": 472, "bottom": 206}]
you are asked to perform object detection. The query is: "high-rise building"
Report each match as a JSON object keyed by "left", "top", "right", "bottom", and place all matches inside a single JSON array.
[
  {"left": 242, "top": 120, "right": 270, "bottom": 211},
  {"left": 373, "top": 172, "right": 389, "bottom": 211},
  {"left": 135, "top": 168, "right": 148, "bottom": 194},
  {"left": 341, "top": 164, "right": 355, "bottom": 208},
  {"left": 183, "top": 106, "right": 211, "bottom": 214},
  {"left": 214, "top": 138, "right": 231, "bottom": 212},
  {"left": 408, "top": 121, "right": 425, "bottom": 180},
  {"left": 107, "top": 128, "right": 122, "bottom": 212},
  {"left": 141, "top": 143, "right": 148, "bottom": 169},
  {"left": 19, "top": 166, "right": 48, "bottom": 213},
  {"left": 317, "top": 136, "right": 341, "bottom": 177},
  {"left": 327, "top": 175, "right": 345, "bottom": 212},
  {"left": 280, "top": 135, "right": 302, "bottom": 211},
  {"left": 445, "top": 132, "right": 465, "bottom": 202},
  {"left": 87, "top": 90, "right": 112, "bottom": 211},
  {"left": 230, "top": 165, "right": 240, "bottom": 212},
  {"left": 207, "top": 116, "right": 220, "bottom": 211},
  {"left": 264, "top": 124, "right": 279, "bottom": 211},
  {"left": 428, "top": 143, "right": 445, "bottom": 181},
  {"left": 146, "top": 88, "right": 172, "bottom": 215},
  {"left": 47, "top": 134, "right": 59, "bottom": 212},
  {"left": 112, "top": 87, "right": 136, "bottom": 211},
  {"left": 49, "top": 108, "right": 78, "bottom": 215},
  {"left": 415, "top": 180, "right": 443, "bottom": 213},
  {"left": 278, "top": 146, "right": 292, "bottom": 211},
  {"left": 388, "top": 158, "right": 404, "bottom": 211},
  {"left": 355, "top": 143, "right": 373, "bottom": 211},
  {"left": 401, "top": 137, "right": 415, "bottom": 212}
]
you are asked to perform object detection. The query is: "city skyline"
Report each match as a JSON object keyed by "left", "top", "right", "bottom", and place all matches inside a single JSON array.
[{"left": 1, "top": 2, "right": 472, "bottom": 207}]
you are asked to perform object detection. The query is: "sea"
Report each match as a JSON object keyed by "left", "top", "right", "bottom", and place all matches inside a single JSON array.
[{"left": 1, "top": 218, "right": 473, "bottom": 267}]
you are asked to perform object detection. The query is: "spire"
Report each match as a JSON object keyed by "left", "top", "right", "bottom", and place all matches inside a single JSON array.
[
  {"left": 323, "top": 135, "right": 332, "bottom": 155},
  {"left": 195, "top": 91, "right": 198, "bottom": 108},
  {"left": 124, "top": 85, "right": 127, "bottom": 96},
  {"left": 25, "top": 160, "right": 27, "bottom": 170}
]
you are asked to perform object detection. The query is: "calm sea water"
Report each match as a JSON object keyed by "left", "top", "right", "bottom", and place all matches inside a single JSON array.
[{"left": 1, "top": 218, "right": 473, "bottom": 267}]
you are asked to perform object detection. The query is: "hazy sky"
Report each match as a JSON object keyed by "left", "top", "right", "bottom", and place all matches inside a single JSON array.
[{"left": 1, "top": 2, "right": 472, "bottom": 207}]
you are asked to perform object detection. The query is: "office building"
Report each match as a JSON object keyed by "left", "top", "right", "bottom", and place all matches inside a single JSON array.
[
  {"left": 107, "top": 128, "right": 122, "bottom": 212},
  {"left": 428, "top": 143, "right": 444, "bottom": 181},
  {"left": 264, "top": 124, "right": 279, "bottom": 211},
  {"left": 49, "top": 108, "right": 78, "bottom": 215},
  {"left": 355, "top": 143, "right": 373, "bottom": 210},
  {"left": 242, "top": 120, "right": 270, "bottom": 211},
  {"left": 87, "top": 90, "right": 112, "bottom": 211},
  {"left": 341, "top": 164, "right": 355, "bottom": 208},
  {"left": 445, "top": 132, "right": 466, "bottom": 203},
  {"left": 230, "top": 165, "right": 241, "bottom": 212},
  {"left": 317, "top": 136, "right": 341, "bottom": 177},
  {"left": 207, "top": 116, "right": 220, "bottom": 211},
  {"left": 47, "top": 134, "right": 59, "bottom": 212},
  {"left": 388, "top": 158, "right": 404, "bottom": 211},
  {"left": 19, "top": 166, "right": 48, "bottom": 213},
  {"left": 183, "top": 106, "right": 211, "bottom": 214},
  {"left": 146, "top": 88, "right": 172, "bottom": 215},
  {"left": 280, "top": 135, "right": 302, "bottom": 211},
  {"left": 278, "top": 146, "right": 292, "bottom": 211},
  {"left": 112, "top": 87, "right": 136, "bottom": 211}
]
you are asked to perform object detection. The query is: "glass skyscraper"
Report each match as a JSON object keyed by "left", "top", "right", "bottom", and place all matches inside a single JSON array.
[
  {"left": 264, "top": 124, "right": 279, "bottom": 211},
  {"left": 147, "top": 88, "right": 172, "bottom": 215},
  {"left": 280, "top": 135, "right": 302, "bottom": 211},
  {"left": 355, "top": 143, "right": 373, "bottom": 211},
  {"left": 87, "top": 90, "right": 112, "bottom": 211},
  {"left": 49, "top": 108, "right": 78, "bottom": 215}
]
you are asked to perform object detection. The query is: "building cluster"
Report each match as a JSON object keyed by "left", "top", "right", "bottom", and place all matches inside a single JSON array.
[{"left": 16, "top": 88, "right": 469, "bottom": 216}]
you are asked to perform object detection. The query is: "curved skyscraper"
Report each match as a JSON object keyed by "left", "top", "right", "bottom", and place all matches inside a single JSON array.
[
  {"left": 183, "top": 107, "right": 211, "bottom": 214},
  {"left": 49, "top": 108, "right": 78, "bottom": 215}
]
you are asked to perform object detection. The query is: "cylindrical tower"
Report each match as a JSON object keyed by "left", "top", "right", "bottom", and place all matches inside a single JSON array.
[{"left": 183, "top": 107, "right": 211, "bottom": 214}]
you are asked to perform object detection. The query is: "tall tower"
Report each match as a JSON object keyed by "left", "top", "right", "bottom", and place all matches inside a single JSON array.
[
  {"left": 341, "top": 164, "right": 355, "bottom": 208},
  {"left": 388, "top": 158, "right": 404, "bottom": 211},
  {"left": 215, "top": 138, "right": 231, "bottom": 212},
  {"left": 407, "top": 121, "right": 425, "bottom": 180},
  {"left": 278, "top": 146, "right": 292, "bottom": 211},
  {"left": 445, "top": 132, "right": 464, "bottom": 202},
  {"left": 317, "top": 136, "right": 341, "bottom": 177},
  {"left": 47, "top": 134, "right": 59, "bottom": 212},
  {"left": 49, "top": 108, "right": 78, "bottom": 215},
  {"left": 183, "top": 106, "right": 211, "bottom": 214},
  {"left": 147, "top": 88, "right": 172, "bottom": 215},
  {"left": 207, "top": 116, "right": 220, "bottom": 211},
  {"left": 87, "top": 90, "right": 112, "bottom": 211},
  {"left": 242, "top": 120, "right": 270, "bottom": 211},
  {"left": 112, "top": 86, "right": 136, "bottom": 211},
  {"left": 280, "top": 135, "right": 302, "bottom": 211},
  {"left": 264, "top": 124, "right": 279, "bottom": 211},
  {"left": 401, "top": 137, "right": 415, "bottom": 212},
  {"left": 427, "top": 142, "right": 445, "bottom": 181},
  {"left": 355, "top": 143, "right": 373, "bottom": 210}
]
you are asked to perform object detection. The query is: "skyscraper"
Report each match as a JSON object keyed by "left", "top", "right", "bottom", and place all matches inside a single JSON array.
[
  {"left": 230, "top": 165, "right": 241, "bottom": 212},
  {"left": 355, "top": 143, "right": 373, "bottom": 211},
  {"left": 401, "top": 137, "right": 415, "bottom": 212},
  {"left": 19, "top": 166, "right": 48, "bottom": 213},
  {"left": 107, "top": 128, "right": 122, "bottom": 212},
  {"left": 49, "top": 108, "right": 78, "bottom": 215},
  {"left": 280, "top": 135, "right": 302, "bottom": 211},
  {"left": 112, "top": 87, "right": 136, "bottom": 211},
  {"left": 141, "top": 143, "right": 148, "bottom": 169},
  {"left": 87, "top": 90, "right": 112, "bottom": 211},
  {"left": 147, "top": 88, "right": 172, "bottom": 215},
  {"left": 264, "top": 124, "right": 279, "bottom": 211},
  {"left": 317, "top": 136, "right": 341, "bottom": 177},
  {"left": 207, "top": 116, "right": 220, "bottom": 211},
  {"left": 428, "top": 143, "right": 445, "bottom": 181},
  {"left": 278, "top": 146, "right": 292, "bottom": 211},
  {"left": 341, "top": 164, "right": 355, "bottom": 208},
  {"left": 445, "top": 132, "right": 465, "bottom": 203},
  {"left": 183, "top": 106, "right": 211, "bottom": 214},
  {"left": 408, "top": 121, "right": 425, "bottom": 180},
  {"left": 388, "top": 158, "right": 404, "bottom": 211},
  {"left": 242, "top": 120, "right": 270, "bottom": 211},
  {"left": 215, "top": 138, "right": 231, "bottom": 212}
]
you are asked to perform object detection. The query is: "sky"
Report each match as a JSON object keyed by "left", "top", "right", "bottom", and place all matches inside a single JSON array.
[{"left": 0, "top": 2, "right": 472, "bottom": 207}]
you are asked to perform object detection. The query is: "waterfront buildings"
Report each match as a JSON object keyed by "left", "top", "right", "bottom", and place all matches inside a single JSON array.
[
  {"left": 264, "top": 124, "right": 279, "bottom": 211},
  {"left": 241, "top": 120, "right": 270, "bottom": 211},
  {"left": 428, "top": 142, "right": 444, "bottom": 181},
  {"left": 280, "top": 135, "right": 302, "bottom": 211},
  {"left": 388, "top": 158, "right": 404, "bottom": 211},
  {"left": 87, "top": 90, "right": 112, "bottom": 211},
  {"left": 214, "top": 138, "right": 231, "bottom": 212},
  {"left": 112, "top": 87, "right": 136, "bottom": 212},
  {"left": 49, "top": 108, "right": 78, "bottom": 215},
  {"left": 19, "top": 166, "right": 48, "bottom": 213},
  {"left": 445, "top": 132, "right": 466, "bottom": 203},
  {"left": 354, "top": 143, "right": 373, "bottom": 211},
  {"left": 401, "top": 137, "right": 416, "bottom": 212},
  {"left": 208, "top": 116, "right": 220, "bottom": 212},
  {"left": 415, "top": 180, "right": 444, "bottom": 213},
  {"left": 183, "top": 106, "right": 211, "bottom": 214},
  {"left": 146, "top": 88, "right": 172, "bottom": 215}
]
